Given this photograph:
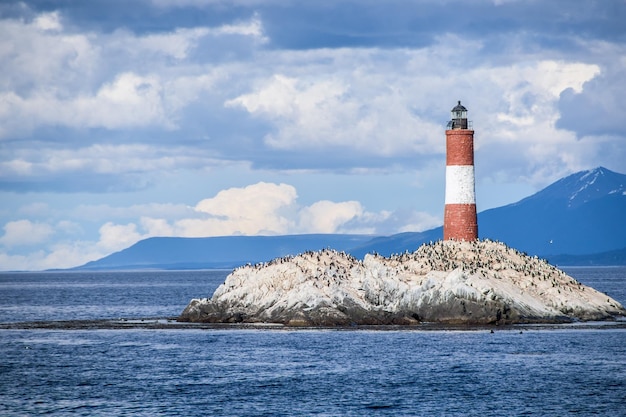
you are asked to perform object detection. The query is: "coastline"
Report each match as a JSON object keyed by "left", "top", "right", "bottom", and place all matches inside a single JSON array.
[{"left": 2, "top": 317, "right": 625, "bottom": 331}]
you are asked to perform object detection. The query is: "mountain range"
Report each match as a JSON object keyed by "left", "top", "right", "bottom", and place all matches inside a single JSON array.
[{"left": 76, "top": 167, "right": 626, "bottom": 270}]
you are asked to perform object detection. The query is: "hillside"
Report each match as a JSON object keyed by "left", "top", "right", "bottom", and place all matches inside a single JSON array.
[
  {"left": 76, "top": 234, "right": 374, "bottom": 270},
  {"left": 75, "top": 167, "right": 626, "bottom": 270}
]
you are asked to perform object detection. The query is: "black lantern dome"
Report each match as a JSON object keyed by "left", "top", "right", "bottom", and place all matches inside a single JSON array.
[{"left": 447, "top": 100, "right": 469, "bottom": 129}]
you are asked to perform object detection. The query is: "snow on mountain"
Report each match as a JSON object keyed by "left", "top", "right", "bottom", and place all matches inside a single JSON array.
[
  {"left": 179, "top": 239, "right": 625, "bottom": 326},
  {"left": 515, "top": 166, "right": 625, "bottom": 209}
]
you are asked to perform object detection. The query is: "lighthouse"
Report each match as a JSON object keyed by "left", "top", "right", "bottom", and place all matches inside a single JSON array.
[{"left": 444, "top": 101, "right": 478, "bottom": 241}]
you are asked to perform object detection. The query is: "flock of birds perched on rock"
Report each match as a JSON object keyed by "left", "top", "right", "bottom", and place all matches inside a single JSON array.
[
  {"left": 388, "top": 239, "right": 584, "bottom": 291},
  {"left": 180, "top": 238, "right": 624, "bottom": 325},
  {"left": 232, "top": 239, "right": 585, "bottom": 296}
]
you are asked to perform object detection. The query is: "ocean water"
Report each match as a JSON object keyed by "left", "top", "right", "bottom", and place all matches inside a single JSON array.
[{"left": 1, "top": 267, "right": 625, "bottom": 416}]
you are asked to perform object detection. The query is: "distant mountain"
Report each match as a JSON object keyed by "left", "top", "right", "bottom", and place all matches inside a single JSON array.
[
  {"left": 76, "top": 234, "right": 375, "bottom": 270},
  {"left": 347, "top": 229, "right": 440, "bottom": 259},
  {"left": 75, "top": 167, "right": 626, "bottom": 270},
  {"left": 479, "top": 166, "right": 626, "bottom": 256},
  {"left": 546, "top": 246, "right": 626, "bottom": 267}
]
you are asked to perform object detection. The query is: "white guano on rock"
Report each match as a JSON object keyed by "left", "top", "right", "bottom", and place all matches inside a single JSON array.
[{"left": 179, "top": 240, "right": 625, "bottom": 326}]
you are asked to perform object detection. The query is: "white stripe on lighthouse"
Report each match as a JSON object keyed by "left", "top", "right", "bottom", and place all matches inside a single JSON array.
[{"left": 445, "top": 165, "right": 476, "bottom": 204}]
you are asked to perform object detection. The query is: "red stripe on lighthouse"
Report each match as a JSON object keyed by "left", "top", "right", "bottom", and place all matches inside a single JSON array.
[
  {"left": 446, "top": 130, "right": 474, "bottom": 166},
  {"left": 444, "top": 204, "right": 478, "bottom": 241}
]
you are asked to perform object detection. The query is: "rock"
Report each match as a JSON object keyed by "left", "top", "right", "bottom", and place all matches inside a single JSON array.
[{"left": 178, "top": 240, "right": 626, "bottom": 326}]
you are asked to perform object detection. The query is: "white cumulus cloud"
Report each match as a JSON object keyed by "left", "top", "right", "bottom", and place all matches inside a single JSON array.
[
  {"left": 0, "top": 220, "right": 54, "bottom": 247},
  {"left": 33, "top": 11, "right": 63, "bottom": 31},
  {"left": 179, "top": 182, "right": 298, "bottom": 236},
  {"left": 297, "top": 200, "right": 363, "bottom": 233},
  {"left": 226, "top": 72, "right": 442, "bottom": 155},
  {"left": 98, "top": 222, "right": 143, "bottom": 253}
]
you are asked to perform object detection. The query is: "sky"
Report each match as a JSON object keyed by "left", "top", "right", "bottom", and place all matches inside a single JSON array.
[{"left": 1, "top": 0, "right": 625, "bottom": 271}]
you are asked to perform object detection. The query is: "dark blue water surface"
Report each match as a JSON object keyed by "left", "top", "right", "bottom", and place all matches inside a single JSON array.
[
  {"left": 1, "top": 267, "right": 625, "bottom": 416},
  {"left": 0, "top": 270, "right": 228, "bottom": 323}
]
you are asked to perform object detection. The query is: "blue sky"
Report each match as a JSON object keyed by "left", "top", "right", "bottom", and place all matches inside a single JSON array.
[{"left": 1, "top": 0, "right": 625, "bottom": 270}]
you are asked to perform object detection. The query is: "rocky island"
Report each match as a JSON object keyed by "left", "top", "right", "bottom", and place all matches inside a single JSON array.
[{"left": 179, "top": 239, "right": 625, "bottom": 326}]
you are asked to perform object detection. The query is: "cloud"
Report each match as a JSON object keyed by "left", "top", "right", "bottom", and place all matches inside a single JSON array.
[
  {"left": 172, "top": 182, "right": 433, "bottom": 237},
  {"left": 72, "top": 202, "right": 195, "bottom": 223},
  {"left": 0, "top": 12, "right": 96, "bottom": 95},
  {"left": 33, "top": 11, "right": 63, "bottom": 31},
  {"left": 225, "top": 70, "right": 443, "bottom": 156},
  {"left": 1, "top": 7, "right": 621, "bottom": 191},
  {"left": 179, "top": 182, "right": 298, "bottom": 236},
  {"left": 0, "top": 144, "right": 224, "bottom": 192},
  {"left": 0, "top": 10, "right": 260, "bottom": 138},
  {"left": 296, "top": 200, "right": 363, "bottom": 234},
  {"left": 211, "top": 13, "right": 267, "bottom": 42},
  {"left": 133, "top": 27, "right": 210, "bottom": 60},
  {"left": 2, "top": 239, "right": 110, "bottom": 271},
  {"left": 135, "top": 182, "right": 438, "bottom": 239},
  {"left": 97, "top": 222, "right": 143, "bottom": 253},
  {"left": 1, "top": 72, "right": 171, "bottom": 131},
  {"left": 17, "top": 202, "right": 50, "bottom": 217},
  {"left": 139, "top": 216, "right": 176, "bottom": 237},
  {"left": 0, "top": 220, "right": 54, "bottom": 247},
  {"left": 556, "top": 41, "right": 626, "bottom": 140}
]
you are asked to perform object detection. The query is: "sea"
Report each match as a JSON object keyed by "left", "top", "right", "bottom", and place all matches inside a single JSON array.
[{"left": 1, "top": 267, "right": 625, "bottom": 416}]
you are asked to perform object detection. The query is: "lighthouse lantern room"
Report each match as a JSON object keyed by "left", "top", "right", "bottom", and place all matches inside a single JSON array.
[
  {"left": 444, "top": 100, "right": 478, "bottom": 241},
  {"left": 447, "top": 100, "right": 469, "bottom": 129}
]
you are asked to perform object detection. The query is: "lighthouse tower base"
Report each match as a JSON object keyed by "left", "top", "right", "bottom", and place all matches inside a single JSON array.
[{"left": 444, "top": 204, "right": 478, "bottom": 241}]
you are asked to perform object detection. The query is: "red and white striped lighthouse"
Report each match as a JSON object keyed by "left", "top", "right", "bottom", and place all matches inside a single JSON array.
[{"left": 444, "top": 101, "right": 478, "bottom": 241}]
